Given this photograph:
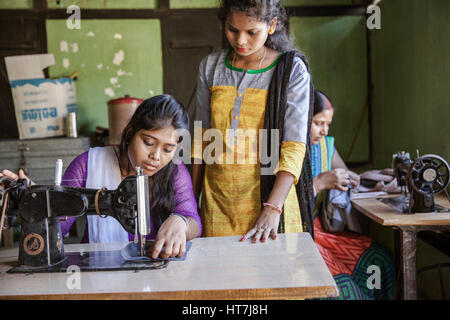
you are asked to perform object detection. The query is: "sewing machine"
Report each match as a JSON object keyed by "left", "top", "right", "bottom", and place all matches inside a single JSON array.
[
  {"left": 0, "top": 162, "right": 167, "bottom": 273},
  {"left": 379, "top": 151, "right": 450, "bottom": 214}
]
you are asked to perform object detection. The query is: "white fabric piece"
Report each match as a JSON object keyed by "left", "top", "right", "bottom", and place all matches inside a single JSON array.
[{"left": 86, "top": 146, "right": 129, "bottom": 243}]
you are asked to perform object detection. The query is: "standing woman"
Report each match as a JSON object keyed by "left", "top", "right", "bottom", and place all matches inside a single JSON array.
[{"left": 192, "top": 0, "right": 315, "bottom": 241}]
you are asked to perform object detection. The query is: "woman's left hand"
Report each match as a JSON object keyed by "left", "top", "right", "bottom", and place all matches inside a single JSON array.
[
  {"left": 241, "top": 207, "right": 280, "bottom": 243},
  {"left": 347, "top": 170, "right": 360, "bottom": 189},
  {"left": 150, "top": 214, "right": 187, "bottom": 259}
]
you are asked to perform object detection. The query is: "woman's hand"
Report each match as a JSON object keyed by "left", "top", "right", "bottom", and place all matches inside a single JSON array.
[
  {"left": 241, "top": 171, "right": 293, "bottom": 243},
  {"left": 314, "top": 168, "right": 360, "bottom": 193},
  {"left": 0, "top": 169, "right": 34, "bottom": 187},
  {"left": 150, "top": 214, "right": 187, "bottom": 259},
  {"left": 315, "top": 168, "right": 351, "bottom": 192},
  {"left": 348, "top": 170, "right": 360, "bottom": 189},
  {"left": 241, "top": 206, "right": 280, "bottom": 243}
]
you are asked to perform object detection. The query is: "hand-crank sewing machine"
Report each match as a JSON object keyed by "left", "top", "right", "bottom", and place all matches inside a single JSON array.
[
  {"left": 379, "top": 151, "right": 450, "bottom": 214},
  {"left": 0, "top": 162, "right": 169, "bottom": 273}
]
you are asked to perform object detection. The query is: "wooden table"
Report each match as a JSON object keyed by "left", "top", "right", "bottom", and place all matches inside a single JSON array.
[
  {"left": 0, "top": 233, "right": 338, "bottom": 300},
  {"left": 351, "top": 193, "right": 450, "bottom": 300}
]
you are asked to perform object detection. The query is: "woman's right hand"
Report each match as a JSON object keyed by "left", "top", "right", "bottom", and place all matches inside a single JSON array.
[
  {"left": 150, "top": 214, "right": 188, "bottom": 259},
  {"left": 315, "top": 168, "right": 351, "bottom": 192},
  {"left": 0, "top": 169, "right": 34, "bottom": 187}
]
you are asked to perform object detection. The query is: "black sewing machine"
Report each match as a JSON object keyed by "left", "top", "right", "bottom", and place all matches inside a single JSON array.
[
  {"left": 0, "top": 164, "right": 168, "bottom": 273},
  {"left": 379, "top": 151, "right": 450, "bottom": 214}
]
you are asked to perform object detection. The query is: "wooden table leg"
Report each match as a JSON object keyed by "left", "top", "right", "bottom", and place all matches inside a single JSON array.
[
  {"left": 393, "top": 228, "right": 402, "bottom": 300},
  {"left": 399, "top": 226, "right": 418, "bottom": 300}
]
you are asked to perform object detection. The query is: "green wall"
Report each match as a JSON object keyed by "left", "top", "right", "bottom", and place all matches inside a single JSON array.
[
  {"left": 46, "top": 19, "right": 163, "bottom": 132},
  {"left": 290, "top": 16, "right": 369, "bottom": 163},
  {"left": 370, "top": 0, "right": 450, "bottom": 299},
  {"left": 371, "top": 0, "right": 450, "bottom": 170},
  {"left": 47, "top": 0, "right": 157, "bottom": 9},
  {"left": 170, "top": 0, "right": 218, "bottom": 8},
  {"left": 0, "top": 0, "right": 33, "bottom": 9}
]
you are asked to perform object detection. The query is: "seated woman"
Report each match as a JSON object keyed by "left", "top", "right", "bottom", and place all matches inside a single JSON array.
[
  {"left": 311, "top": 90, "right": 395, "bottom": 300},
  {"left": 0, "top": 94, "right": 201, "bottom": 259}
]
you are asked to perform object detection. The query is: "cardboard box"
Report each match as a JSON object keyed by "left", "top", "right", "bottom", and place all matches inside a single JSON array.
[{"left": 5, "top": 54, "right": 78, "bottom": 140}]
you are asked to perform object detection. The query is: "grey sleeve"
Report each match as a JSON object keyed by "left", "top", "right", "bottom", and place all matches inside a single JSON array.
[
  {"left": 194, "top": 56, "right": 211, "bottom": 129},
  {"left": 283, "top": 57, "right": 311, "bottom": 144}
]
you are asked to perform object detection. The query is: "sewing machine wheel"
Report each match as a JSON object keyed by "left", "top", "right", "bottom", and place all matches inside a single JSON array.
[{"left": 409, "top": 154, "right": 450, "bottom": 195}]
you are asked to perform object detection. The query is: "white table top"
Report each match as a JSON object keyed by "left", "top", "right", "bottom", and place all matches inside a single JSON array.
[{"left": 0, "top": 233, "right": 338, "bottom": 300}]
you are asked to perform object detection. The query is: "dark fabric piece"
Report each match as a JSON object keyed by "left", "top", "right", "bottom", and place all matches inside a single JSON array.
[
  {"left": 121, "top": 241, "right": 192, "bottom": 261},
  {"left": 321, "top": 187, "right": 369, "bottom": 234},
  {"left": 260, "top": 51, "right": 315, "bottom": 239}
]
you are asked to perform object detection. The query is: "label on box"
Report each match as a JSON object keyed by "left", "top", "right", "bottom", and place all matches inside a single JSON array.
[{"left": 10, "top": 78, "right": 77, "bottom": 140}]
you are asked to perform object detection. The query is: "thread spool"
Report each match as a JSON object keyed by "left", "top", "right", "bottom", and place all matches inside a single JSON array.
[
  {"left": 55, "top": 159, "right": 63, "bottom": 186},
  {"left": 66, "top": 112, "right": 78, "bottom": 138}
]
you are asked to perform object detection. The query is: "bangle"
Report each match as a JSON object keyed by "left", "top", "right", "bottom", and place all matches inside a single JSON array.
[
  {"left": 171, "top": 213, "right": 188, "bottom": 226},
  {"left": 263, "top": 202, "right": 282, "bottom": 214}
]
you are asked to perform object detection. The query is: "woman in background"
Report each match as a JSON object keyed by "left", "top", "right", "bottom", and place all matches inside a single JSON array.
[{"left": 311, "top": 89, "right": 396, "bottom": 300}]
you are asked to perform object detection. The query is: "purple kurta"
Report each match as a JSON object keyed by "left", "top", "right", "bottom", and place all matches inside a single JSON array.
[{"left": 59, "top": 150, "right": 202, "bottom": 242}]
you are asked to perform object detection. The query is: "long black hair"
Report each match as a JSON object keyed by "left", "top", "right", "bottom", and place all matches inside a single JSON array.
[
  {"left": 218, "top": 0, "right": 296, "bottom": 53},
  {"left": 314, "top": 90, "right": 335, "bottom": 116},
  {"left": 118, "top": 94, "right": 189, "bottom": 231}
]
